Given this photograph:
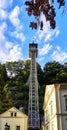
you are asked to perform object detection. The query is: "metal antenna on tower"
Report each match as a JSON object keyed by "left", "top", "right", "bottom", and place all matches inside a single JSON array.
[
  {"left": 27, "top": 41, "right": 40, "bottom": 130},
  {"left": 32, "top": 36, "right": 36, "bottom": 43}
]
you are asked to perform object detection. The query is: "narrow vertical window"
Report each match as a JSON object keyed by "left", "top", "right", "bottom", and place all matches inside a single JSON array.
[
  {"left": 65, "top": 98, "right": 67, "bottom": 110},
  {"left": 11, "top": 112, "right": 13, "bottom": 116},
  {"left": 14, "top": 112, "right": 17, "bottom": 116}
]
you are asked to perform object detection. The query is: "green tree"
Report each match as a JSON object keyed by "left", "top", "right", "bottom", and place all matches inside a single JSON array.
[
  {"left": 0, "top": 64, "right": 8, "bottom": 86},
  {"left": 24, "top": 59, "right": 30, "bottom": 78},
  {"left": 0, "top": 63, "right": 13, "bottom": 113},
  {"left": 0, "top": 84, "right": 13, "bottom": 114},
  {"left": 43, "top": 61, "right": 63, "bottom": 84},
  {"left": 5, "top": 60, "right": 24, "bottom": 78},
  {"left": 5, "top": 60, "right": 30, "bottom": 113},
  {"left": 5, "top": 60, "right": 26, "bottom": 86},
  {"left": 3, "top": 60, "right": 67, "bottom": 115},
  {"left": 25, "top": 0, "right": 65, "bottom": 29},
  {"left": 37, "top": 63, "right": 44, "bottom": 86},
  {"left": 15, "top": 84, "right": 29, "bottom": 113},
  {"left": 56, "top": 62, "right": 67, "bottom": 83}
]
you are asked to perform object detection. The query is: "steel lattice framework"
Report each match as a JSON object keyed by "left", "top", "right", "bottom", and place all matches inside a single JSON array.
[{"left": 27, "top": 42, "right": 40, "bottom": 129}]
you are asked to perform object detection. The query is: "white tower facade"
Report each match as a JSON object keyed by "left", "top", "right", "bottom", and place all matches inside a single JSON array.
[{"left": 28, "top": 42, "right": 40, "bottom": 130}]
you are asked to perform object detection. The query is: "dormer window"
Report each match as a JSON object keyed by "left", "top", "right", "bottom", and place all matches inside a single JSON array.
[
  {"left": 11, "top": 112, "right": 13, "bottom": 116},
  {"left": 11, "top": 112, "right": 17, "bottom": 117},
  {"left": 14, "top": 112, "right": 17, "bottom": 116}
]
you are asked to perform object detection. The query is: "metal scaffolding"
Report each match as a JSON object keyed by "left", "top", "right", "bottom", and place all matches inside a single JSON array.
[{"left": 27, "top": 42, "right": 40, "bottom": 129}]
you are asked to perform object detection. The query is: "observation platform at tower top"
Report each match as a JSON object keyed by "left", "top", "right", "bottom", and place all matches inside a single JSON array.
[
  {"left": 29, "top": 42, "right": 38, "bottom": 58},
  {"left": 29, "top": 42, "right": 38, "bottom": 48}
]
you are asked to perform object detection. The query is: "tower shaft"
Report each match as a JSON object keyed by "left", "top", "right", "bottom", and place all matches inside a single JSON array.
[{"left": 28, "top": 43, "right": 40, "bottom": 129}]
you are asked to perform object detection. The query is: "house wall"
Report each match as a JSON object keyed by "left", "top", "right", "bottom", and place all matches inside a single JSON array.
[
  {"left": 0, "top": 117, "right": 28, "bottom": 130},
  {"left": 44, "top": 85, "right": 58, "bottom": 130},
  {"left": 0, "top": 107, "right": 28, "bottom": 130},
  {"left": 44, "top": 84, "right": 67, "bottom": 130},
  {"left": 59, "top": 88, "right": 67, "bottom": 130}
]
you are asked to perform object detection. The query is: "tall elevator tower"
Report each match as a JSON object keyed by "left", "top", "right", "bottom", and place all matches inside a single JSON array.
[{"left": 28, "top": 42, "right": 40, "bottom": 130}]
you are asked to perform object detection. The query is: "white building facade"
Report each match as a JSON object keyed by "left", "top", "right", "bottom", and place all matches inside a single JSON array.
[
  {"left": 43, "top": 84, "right": 67, "bottom": 130},
  {"left": 0, "top": 107, "right": 28, "bottom": 130}
]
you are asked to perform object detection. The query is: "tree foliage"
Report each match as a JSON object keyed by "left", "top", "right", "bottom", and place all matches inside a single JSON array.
[
  {"left": 0, "top": 64, "right": 8, "bottom": 86},
  {"left": 0, "top": 64, "right": 13, "bottom": 113},
  {"left": 5, "top": 60, "right": 25, "bottom": 78},
  {"left": 43, "top": 61, "right": 67, "bottom": 84},
  {"left": 25, "top": 0, "right": 65, "bottom": 29},
  {"left": 0, "top": 84, "right": 13, "bottom": 114},
  {"left": 0, "top": 60, "right": 67, "bottom": 114}
]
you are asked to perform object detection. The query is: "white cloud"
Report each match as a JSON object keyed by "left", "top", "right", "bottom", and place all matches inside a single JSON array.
[
  {"left": 0, "top": 22, "right": 7, "bottom": 44},
  {"left": 39, "top": 43, "right": 52, "bottom": 56},
  {"left": 45, "top": 33, "right": 51, "bottom": 42},
  {"left": 0, "top": 0, "right": 8, "bottom": 9},
  {"left": 5, "top": 41, "right": 13, "bottom": 49},
  {"left": 38, "top": 57, "right": 45, "bottom": 62},
  {"left": 37, "top": 14, "right": 60, "bottom": 42},
  {"left": 9, "top": 5, "right": 25, "bottom": 42},
  {"left": 55, "top": 46, "right": 61, "bottom": 51},
  {"left": 52, "top": 47, "right": 67, "bottom": 62},
  {"left": 0, "top": 8, "right": 7, "bottom": 20},
  {"left": 0, "top": 25, "right": 23, "bottom": 62},
  {"left": 0, "top": 22, "right": 7, "bottom": 32},
  {"left": 9, "top": 6, "right": 23, "bottom": 30},
  {"left": 8, "top": 45, "right": 22, "bottom": 61},
  {"left": 12, "top": 31, "right": 25, "bottom": 42},
  {"left": 0, "top": 22, "right": 23, "bottom": 63},
  {"left": 16, "top": 32, "right": 25, "bottom": 42},
  {"left": 0, "top": 2, "right": 26, "bottom": 63},
  {"left": 0, "top": 43, "right": 23, "bottom": 63},
  {"left": 0, "top": 1, "right": 26, "bottom": 63},
  {"left": 55, "top": 30, "right": 60, "bottom": 37},
  {"left": 0, "top": 0, "right": 13, "bottom": 9}
]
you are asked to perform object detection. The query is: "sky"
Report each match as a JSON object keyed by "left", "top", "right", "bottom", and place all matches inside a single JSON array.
[{"left": 0, "top": 0, "right": 67, "bottom": 68}]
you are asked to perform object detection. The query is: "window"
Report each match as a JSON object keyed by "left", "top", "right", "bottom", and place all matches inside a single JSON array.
[
  {"left": 65, "top": 98, "right": 67, "bottom": 110},
  {"left": 11, "top": 112, "right": 13, "bottom": 116},
  {"left": 5, "top": 123, "right": 10, "bottom": 130},
  {"left": 8, "top": 126, "right": 10, "bottom": 130},
  {"left": 11, "top": 112, "right": 17, "bottom": 117},
  {"left": 16, "top": 126, "right": 20, "bottom": 130},
  {"left": 14, "top": 112, "right": 17, "bottom": 116}
]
